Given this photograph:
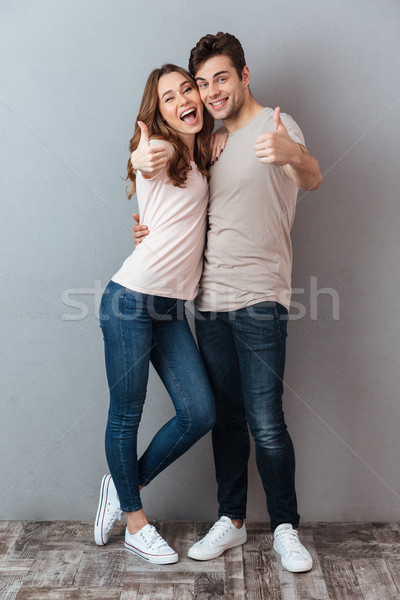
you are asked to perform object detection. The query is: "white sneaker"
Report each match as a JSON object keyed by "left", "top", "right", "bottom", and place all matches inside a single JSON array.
[
  {"left": 273, "top": 523, "right": 313, "bottom": 572},
  {"left": 94, "top": 474, "right": 122, "bottom": 546},
  {"left": 125, "top": 524, "right": 178, "bottom": 564},
  {"left": 188, "top": 516, "right": 247, "bottom": 561}
]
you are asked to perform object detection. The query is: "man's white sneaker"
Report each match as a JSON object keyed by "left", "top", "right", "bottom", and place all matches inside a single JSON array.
[
  {"left": 125, "top": 524, "right": 178, "bottom": 564},
  {"left": 94, "top": 474, "right": 122, "bottom": 546},
  {"left": 273, "top": 523, "right": 313, "bottom": 572},
  {"left": 188, "top": 516, "right": 247, "bottom": 560}
]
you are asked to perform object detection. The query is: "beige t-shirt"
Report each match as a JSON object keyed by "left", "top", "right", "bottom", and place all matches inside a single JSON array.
[
  {"left": 195, "top": 107, "right": 305, "bottom": 312},
  {"left": 112, "top": 141, "right": 208, "bottom": 300}
]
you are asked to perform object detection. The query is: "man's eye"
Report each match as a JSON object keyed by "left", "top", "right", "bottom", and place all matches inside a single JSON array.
[
  {"left": 199, "top": 83, "right": 208, "bottom": 88},
  {"left": 217, "top": 78, "right": 226, "bottom": 83}
]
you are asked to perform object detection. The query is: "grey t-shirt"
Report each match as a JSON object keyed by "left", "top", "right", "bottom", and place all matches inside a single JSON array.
[{"left": 195, "top": 107, "right": 305, "bottom": 312}]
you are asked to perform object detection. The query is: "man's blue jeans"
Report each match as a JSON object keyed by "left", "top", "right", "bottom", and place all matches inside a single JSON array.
[
  {"left": 195, "top": 300, "right": 300, "bottom": 532},
  {"left": 100, "top": 281, "right": 216, "bottom": 513}
]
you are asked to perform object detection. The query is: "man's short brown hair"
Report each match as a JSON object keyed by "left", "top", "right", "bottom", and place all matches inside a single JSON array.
[{"left": 188, "top": 32, "right": 246, "bottom": 79}]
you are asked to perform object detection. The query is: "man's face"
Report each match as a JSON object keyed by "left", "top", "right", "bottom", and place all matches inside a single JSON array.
[{"left": 195, "top": 55, "right": 249, "bottom": 122}]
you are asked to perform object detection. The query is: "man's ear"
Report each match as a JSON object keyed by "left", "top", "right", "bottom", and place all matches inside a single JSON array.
[{"left": 242, "top": 65, "right": 250, "bottom": 88}]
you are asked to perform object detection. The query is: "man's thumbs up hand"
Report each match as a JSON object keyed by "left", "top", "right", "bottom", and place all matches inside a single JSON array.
[
  {"left": 254, "top": 107, "right": 297, "bottom": 166},
  {"left": 130, "top": 121, "right": 168, "bottom": 176},
  {"left": 273, "top": 107, "right": 287, "bottom": 134}
]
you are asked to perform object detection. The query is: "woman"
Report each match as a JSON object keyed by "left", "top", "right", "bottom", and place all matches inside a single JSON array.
[{"left": 94, "top": 64, "right": 222, "bottom": 565}]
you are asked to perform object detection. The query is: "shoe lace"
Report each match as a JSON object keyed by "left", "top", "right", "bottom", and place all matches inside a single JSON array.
[
  {"left": 275, "top": 528, "right": 302, "bottom": 553},
  {"left": 143, "top": 526, "right": 169, "bottom": 550},
  {"left": 105, "top": 507, "right": 122, "bottom": 533},
  {"left": 202, "top": 519, "right": 231, "bottom": 543}
]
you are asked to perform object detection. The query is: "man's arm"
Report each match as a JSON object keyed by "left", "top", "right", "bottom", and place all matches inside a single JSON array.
[
  {"left": 254, "top": 107, "right": 322, "bottom": 191},
  {"left": 131, "top": 213, "right": 149, "bottom": 246}
]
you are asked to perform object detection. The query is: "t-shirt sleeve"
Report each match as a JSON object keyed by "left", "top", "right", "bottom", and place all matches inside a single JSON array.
[{"left": 280, "top": 113, "right": 306, "bottom": 148}]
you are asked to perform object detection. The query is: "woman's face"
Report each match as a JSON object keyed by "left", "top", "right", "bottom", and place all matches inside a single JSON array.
[{"left": 157, "top": 71, "right": 204, "bottom": 141}]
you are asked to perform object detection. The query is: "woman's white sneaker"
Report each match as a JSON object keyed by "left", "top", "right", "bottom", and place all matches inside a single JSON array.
[
  {"left": 273, "top": 523, "right": 313, "bottom": 572},
  {"left": 94, "top": 474, "right": 122, "bottom": 546},
  {"left": 125, "top": 524, "right": 178, "bottom": 564},
  {"left": 188, "top": 516, "right": 247, "bottom": 560}
]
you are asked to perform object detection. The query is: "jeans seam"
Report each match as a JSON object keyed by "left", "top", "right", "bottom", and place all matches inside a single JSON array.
[{"left": 115, "top": 288, "right": 142, "bottom": 511}]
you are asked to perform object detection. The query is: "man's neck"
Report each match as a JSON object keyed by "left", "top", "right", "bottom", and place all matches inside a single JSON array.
[{"left": 223, "top": 95, "right": 264, "bottom": 134}]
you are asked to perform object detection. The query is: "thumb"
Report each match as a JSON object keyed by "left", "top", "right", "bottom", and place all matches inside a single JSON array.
[
  {"left": 132, "top": 212, "right": 140, "bottom": 225},
  {"left": 273, "top": 107, "right": 286, "bottom": 132},
  {"left": 137, "top": 121, "right": 150, "bottom": 145}
]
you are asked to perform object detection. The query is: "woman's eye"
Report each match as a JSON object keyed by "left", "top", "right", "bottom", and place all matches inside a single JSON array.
[
  {"left": 184, "top": 87, "right": 192, "bottom": 93},
  {"left": 165, "top": 97, "right": 173, "bottom": 102}
]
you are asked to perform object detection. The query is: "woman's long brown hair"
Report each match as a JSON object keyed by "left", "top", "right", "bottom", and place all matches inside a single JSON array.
[{"left": 126, "top": 64, "right": 214, "bottom": 198}]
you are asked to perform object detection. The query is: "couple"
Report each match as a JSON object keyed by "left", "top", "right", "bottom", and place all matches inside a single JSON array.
[{"left": 95, "top": 32, "right": 322, "bottom": 572}]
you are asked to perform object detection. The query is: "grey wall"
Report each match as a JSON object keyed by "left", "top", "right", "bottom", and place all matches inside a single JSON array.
[{"left": 1, "top": 0, "right": 400, "bottom": 522}]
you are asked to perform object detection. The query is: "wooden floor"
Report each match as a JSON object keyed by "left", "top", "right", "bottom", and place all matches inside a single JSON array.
[{"left": 1, "top": 520, "right": 400, "bottom": 599}]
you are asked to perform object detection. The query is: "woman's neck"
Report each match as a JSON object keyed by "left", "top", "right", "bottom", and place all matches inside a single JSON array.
[{"left": 177, "top": 132, "right": 195, "bottom": 161}]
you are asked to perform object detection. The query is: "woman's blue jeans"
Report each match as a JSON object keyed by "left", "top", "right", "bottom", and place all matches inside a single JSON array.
[
  {"left": 99, "top": 281, "right": 216, "bottom": 513},
  {"left": 195, "top": 301, "right": 300, "bottom": 532}
]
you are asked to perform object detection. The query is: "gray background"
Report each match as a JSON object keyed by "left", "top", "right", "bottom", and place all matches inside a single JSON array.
[{"left": 1, "top": 0, "right": 399, "bottom": 522}]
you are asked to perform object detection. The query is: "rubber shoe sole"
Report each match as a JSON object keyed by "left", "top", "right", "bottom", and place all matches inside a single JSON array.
[
  {"left": 94, "top": 474, "right": 117, "bottom": 546},
  {"left": 125, "top": 540, "right": 178, "bottom": 564}
]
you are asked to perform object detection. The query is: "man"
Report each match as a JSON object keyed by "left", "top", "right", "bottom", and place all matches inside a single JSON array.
[{"left": 131, "top": 32, "right": 322, "bottom": 573}]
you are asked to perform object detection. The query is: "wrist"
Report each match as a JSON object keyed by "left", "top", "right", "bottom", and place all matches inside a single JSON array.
[{"left": 289, "top": 143, "right": 305, "bottom": 167}]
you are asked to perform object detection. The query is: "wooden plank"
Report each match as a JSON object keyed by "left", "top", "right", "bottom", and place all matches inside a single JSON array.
[
  {"left": 137, "top": 583, "right": 175, "bottom": 599},
  {"left": 372, "top": 522, "right": 400, "bottom": 544},
  {"left": 173, "top": 582, "right": 194, "bottom": 600},
  {"left": 373, "top": 523, "right": 400, "bottom": 559},
  {"left": 352, "top": 558, "right": 399, "bottom": 600},
  {"left": 277, "top": 531, "right": 330, "bottom": 600},
  {"left": 385, "top": 558, "right": 400, "bottom": 594},
  {"left": 194, "top": 572, "right": 224, "bottom": 600},
  {"left": 124, "top": 575, "right": 194, "bottom": 599},
  {"left": 242, "top": 527, "right": 282, "bottom": 600},
  {"left": 312, "top": 522, "right": 381, "bottom": 559},
  {"left": 0, "top": 559, "right": 33, "bottom": 575},
  {"left": 15, "top": 587, "right": 122, "bottom": 599},
  {"left": 320, "top": 558, "right": 364, "bottom": 600},
  {"left": 37, "top": 521, "right": 95, "bottom": 552},
  {"left": 224, "top": 544, "right": 245, "bottom": 599},
  {"left": 120, "top": 581, "right": 139, "bottom": 600},
  {"left": 73, "top": 549, "right": 126, "bottom": 587},
  {"left": 0, "top": 522, "right": 25, "bottom": 556},
  {"left": 124, "top": 571, "right": 195, "bottom": 584},
  {"left": 0, "top": 574, "right": 24, "bottom": 600},
  {"left": 10, "top": 522, "right": 53, "bottom": 559},
  {"left": 22, "top": 549, "right": 83, "bottom": 587}
]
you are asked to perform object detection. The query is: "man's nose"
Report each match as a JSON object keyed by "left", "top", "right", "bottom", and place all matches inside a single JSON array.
[{"left": 208, "top": 82, "right": 219, "bottom": 98}]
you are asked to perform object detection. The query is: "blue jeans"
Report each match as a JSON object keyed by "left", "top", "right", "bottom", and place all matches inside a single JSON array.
[
  {"left": 195, "top": 301, "right": 299, "bottom": 532},
  {"left": 99, "top": 281, "right": 216, "bottom": 512}
]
